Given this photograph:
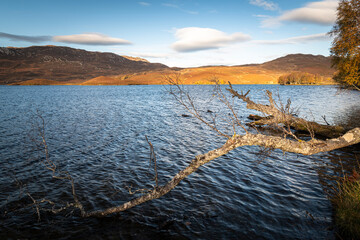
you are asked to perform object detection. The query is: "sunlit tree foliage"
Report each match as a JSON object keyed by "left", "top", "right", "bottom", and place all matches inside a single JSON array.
[{"left": 329, "top": 0, "right": 360, "bottom": 89}]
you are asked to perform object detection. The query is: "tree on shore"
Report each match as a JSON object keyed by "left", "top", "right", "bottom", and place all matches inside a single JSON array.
[
  {"left": 278, "top": 72, "right": 324, "bottom": 85},
  {"left": 329, "top": 0, "right": 360, "bottom": 89},
  {"left": 10, "top": 79, "right": 360, "bottom": 219}
]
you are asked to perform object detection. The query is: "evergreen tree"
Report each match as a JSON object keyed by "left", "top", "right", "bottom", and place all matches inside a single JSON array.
[{"left": 329, "top": 0, "right": 360, "bottom": 89}]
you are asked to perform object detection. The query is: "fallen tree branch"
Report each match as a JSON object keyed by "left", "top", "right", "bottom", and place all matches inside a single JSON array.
[
  {"left": 84, "top": 127, "right": 360, "bottom": 217},
  {"left": 82, "top": 82, "right": 359, "bottom": 217},
  {"left": 19, "top": 82, "right": 360, "bottom": 219}
]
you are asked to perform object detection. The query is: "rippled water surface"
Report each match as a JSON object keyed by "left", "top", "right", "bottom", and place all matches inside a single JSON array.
[{"left": 0, "top": 85, "right": 359, "bottom": 239}]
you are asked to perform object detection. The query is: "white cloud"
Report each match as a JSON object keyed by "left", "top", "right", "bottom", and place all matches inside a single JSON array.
[
  {"left": 172, "top": 27, "right": 251, "bottom": 52},
  {"left": 53, "top": 33, "right": 132, "bottom": 45},
  {"left": 249, "top": 0, "right": 279, "bottom": 11},
  {"left": 138, "top": 2, "right": 150, "bottom": 6},
  {"left": 280, "top": 0, "right": 338, "bottom": 24},
  {"left": 255, "top": 33, "right": 330, "bottom": 44},
  {"left": 262, "top": 0, "right": 338, "bottom": 27}
]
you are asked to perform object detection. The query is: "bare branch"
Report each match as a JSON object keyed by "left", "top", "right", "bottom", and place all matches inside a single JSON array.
[
  {"left": 322, "top": 115, "right": 330, "bottom": 125},
  {"left": 35, "top": 110, "right": 56, "bottom": 173},
  {"left": 164, "top": 74, "right": 230, "bottom": 138},
  {"left": 212, "top": 82, "right": 247, "bottom": 134},
  {"left": 352, "top": 83, "right": 360, "bottom": 91},
  {"left": 26, "top": 192, "right": 41, "bottom": 222},
  {"left": 145, "top": 136, "right": 158, "bottom": 188},
  {"left": 26, "top": 112, "right": 87, "bottom": 217}
]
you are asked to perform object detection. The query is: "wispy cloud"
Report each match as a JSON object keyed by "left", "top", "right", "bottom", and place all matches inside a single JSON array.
[
  {"left": 53, "top": 33, "right": 132, "bottom": 45},
  {"left": 163, "top": 3, "right": 177, "bottom": 8},
  {"left": 249, "top": 0, "right": 279, "bottom": 11},
  {"left": 130, "top": 52, "right": 170, "bottom": 58},
  {"left": 0, "top": 32, "right": 132, "bottom": 46},
  {"left": 172, "top": 27, "right": 251, "bottom": 52},
  {"left": 138, "top": 2, "right": 150, "bottom": 6},
  {"left": 0, "top": 32, "right": 51, "bottom": 43},
  {"left": 254, "top": 33, "right": 330, "bottom": 44},
  {"left": 262, "top": 0, "right": 338, "bottom": 27},
  {"left": 162, "top": 3, "right": 198, "bottom": 14},
  {"left": 254, "top": 14, "right": 271, "bottom": 18}
]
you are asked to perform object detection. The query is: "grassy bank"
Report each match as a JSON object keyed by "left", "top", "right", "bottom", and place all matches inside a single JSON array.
[{"left": 331, "top": 169, "right": 360, "bottom": 239}]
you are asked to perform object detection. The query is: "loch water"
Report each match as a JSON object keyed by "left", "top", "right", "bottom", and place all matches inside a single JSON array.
[{"left": 0, "top": 85, "right": 359, "bottom": 239}]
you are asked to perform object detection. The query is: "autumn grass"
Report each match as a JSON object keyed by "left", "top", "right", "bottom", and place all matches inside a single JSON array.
[{"left": 331, "top": 171, "right": 360, "bottom": 239}]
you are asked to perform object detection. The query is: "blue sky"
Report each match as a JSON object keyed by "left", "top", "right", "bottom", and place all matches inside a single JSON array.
[{"left": 0, "top": 0, "right": 338, "bottom": 67}]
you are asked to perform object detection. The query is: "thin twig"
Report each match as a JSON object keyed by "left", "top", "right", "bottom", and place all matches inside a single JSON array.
[{"left": 145, "top": 136, "right": 158, "bottom": 187}]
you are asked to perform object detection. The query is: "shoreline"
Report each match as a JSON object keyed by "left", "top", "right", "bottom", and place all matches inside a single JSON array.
[{"left": 4, "top": 83, "right": 338, "bottom": 86}]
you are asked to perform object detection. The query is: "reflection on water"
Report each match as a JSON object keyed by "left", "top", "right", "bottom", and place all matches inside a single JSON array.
[
  {"left": 335, "top": 104, "right": 360, "bottom": 130},
  {"left": 0, "top": 85, "right": 359, "bottom": 239}
]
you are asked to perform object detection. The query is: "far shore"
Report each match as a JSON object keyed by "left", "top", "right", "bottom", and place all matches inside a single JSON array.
[
  {"left": 6, "top": 73, "right": 336, "bottom": 86},
  {"left": 6, "top": 82, "right": 338, "bottom": 86}
]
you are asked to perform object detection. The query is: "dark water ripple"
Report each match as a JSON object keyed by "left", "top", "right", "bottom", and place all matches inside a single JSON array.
[{"left": 0, "top": 85, "right": 359, "bottom": 239}]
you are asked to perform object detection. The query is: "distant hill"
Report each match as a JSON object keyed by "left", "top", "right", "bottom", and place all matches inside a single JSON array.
[
  {"left": 0, "top": 46, "right": 168, "bottom": 84},
  {"left": 260, "top": 54, "right": 333, "bottom": 76},
  {"left": 0, "top": 46, "right": 335, "bottom": 85},
  {"left": 11, "top": 78, "right": 65, "bottom": 85}
]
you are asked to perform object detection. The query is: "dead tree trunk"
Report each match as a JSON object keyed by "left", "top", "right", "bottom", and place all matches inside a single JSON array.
[{"left": 226, "top": 83, "right": 346, "bottom": 138}]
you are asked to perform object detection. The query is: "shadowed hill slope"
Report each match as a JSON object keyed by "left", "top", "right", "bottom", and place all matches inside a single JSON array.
[{"left": 0, "top": 46, "right": 168, "bottom": 84}]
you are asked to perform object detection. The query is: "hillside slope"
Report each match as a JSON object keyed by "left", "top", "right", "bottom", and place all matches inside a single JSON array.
[
  {"left": 259, "top": 54, "right": 333, "bottom": 76},
  {"left": 0, "top": 46, "right": 168, "bottom": 84}
]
